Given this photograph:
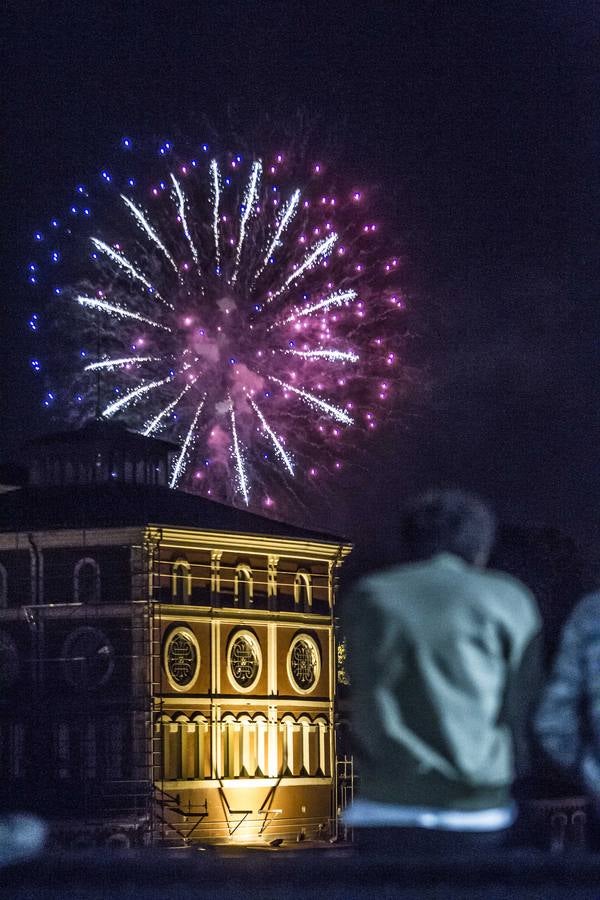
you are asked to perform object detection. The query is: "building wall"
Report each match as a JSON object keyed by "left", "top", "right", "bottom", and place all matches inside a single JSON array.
[
  {"left": 150, "top": 527, "right": 345, "bottom": 844},
  {"left": 0, "top": 524, "right": 350, "bottom": 846}
]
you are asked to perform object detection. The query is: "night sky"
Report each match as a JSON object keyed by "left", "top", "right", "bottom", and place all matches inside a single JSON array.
[{"left": 2, "top": 1, "right": 599, "bottom": 550}]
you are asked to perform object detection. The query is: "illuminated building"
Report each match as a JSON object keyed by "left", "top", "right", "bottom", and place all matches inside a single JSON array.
[{"left": 0, "top": 422, "right": 350, "bottom": 847}]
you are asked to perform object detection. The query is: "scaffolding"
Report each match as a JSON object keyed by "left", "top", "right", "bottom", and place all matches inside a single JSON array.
[
  {"left": 334, "top": 755, "right": 355, "bottom": 842},
  {"left": 0, "top": 534, "right": 157, "bottom": 849}
]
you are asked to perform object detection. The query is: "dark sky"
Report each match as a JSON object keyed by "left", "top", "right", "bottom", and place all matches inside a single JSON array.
[{"left": 2, "top": 1, "right": 599, "bottom": 548}]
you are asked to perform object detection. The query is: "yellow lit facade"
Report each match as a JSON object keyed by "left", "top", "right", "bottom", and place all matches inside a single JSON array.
[
  {"left": 148, "top": 526, "right": 351, "bottom": 845},
  {"left": 0, "top": 517, "right": 350, "bottom": 847}
]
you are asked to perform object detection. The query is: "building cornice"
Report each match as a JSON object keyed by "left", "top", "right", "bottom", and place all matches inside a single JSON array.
[
  {"left": 0, "top": 527, "right": 144, "bottom": 551},
  {"left": 156, "top": 607, "right": 332, "bottom": 626},
  {"left": 146, "top": 525, "right": 352, "bottom": 563}
]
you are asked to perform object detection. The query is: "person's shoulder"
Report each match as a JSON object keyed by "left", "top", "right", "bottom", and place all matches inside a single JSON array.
[
  {"left": 479, "top": 566, "right": 533, "bottom": 600},
  {"left": 476, "top": 566, "right": 540, "bottom": 625},
  {"left": 565, "top": 591, "right": 600, "bottom": 632},
  {"left": 350, "top": 560, "right": 422, "bottom": 595},
  {"left": 351, "top": 564, "right": 404, "bottom": 592}
]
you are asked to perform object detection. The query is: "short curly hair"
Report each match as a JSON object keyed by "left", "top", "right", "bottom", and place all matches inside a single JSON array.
[{"left": 400, "top": 489, "right": 496, "bottom": 565}]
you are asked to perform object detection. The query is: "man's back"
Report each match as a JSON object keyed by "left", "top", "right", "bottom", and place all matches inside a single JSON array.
[{"left": 344, "top": 552, "right": 540, "bottom": 811}]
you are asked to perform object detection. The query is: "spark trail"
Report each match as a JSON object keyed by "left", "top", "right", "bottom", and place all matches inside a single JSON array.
[
  {"left": 102, "top": 375, "right": 173, "bottom": 418},
  {"left": 170, "top": 396, "right": 206, "bottom": 488},
  {"left": 170, "top": 174, "right": 200, "bottom": 270}
]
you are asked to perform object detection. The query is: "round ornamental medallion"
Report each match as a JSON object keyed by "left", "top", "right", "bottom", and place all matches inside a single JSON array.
[
  {"left": 163, "top": 628, "right": 200, "bottom": 692},
  {"left": 62, "top": 627, "right": 115, "bottom": 690},
  {"left": 0, "top": 630, "right": 19, "bottom": 691},
  {"left": 288, "top": 635, "right": 321, "bottom": 693},
  {"left": 227, "top": 631, "right": 261, "bottom": 691}
]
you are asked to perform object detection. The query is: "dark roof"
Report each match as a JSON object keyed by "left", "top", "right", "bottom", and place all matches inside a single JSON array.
[
  {"left": 23, "top": 419, "right": 179, "bottom": 454},
  {"left": 0, "top": 483, "right": 345, "bottom": 544},
  {"left": 0, "top": 464, "right": 28, "bottom": 488}
]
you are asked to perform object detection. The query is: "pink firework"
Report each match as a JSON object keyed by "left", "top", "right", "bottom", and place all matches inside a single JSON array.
[{"left": 47, "top": 145, "right": 406, "bottom": 510}]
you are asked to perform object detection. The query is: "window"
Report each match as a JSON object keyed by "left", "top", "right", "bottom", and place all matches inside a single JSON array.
[
  {"left": 294, "top": 570, "right": 312, "bottom": 609},
  {"left": 314, "top": 717, "right": 330, "bottom": 776},
  {"left": 192, "top": 714, "right": 211, "bottom": 779},
  {"left": 104, "top": 715, "right": 123, "bottom": 780},
  {"left": 62, "top": 627, "right": 115, "bottom": 689},
  {"left": 171, "top": 558, "right": 192, "bottom": 604},
  {"left": 11, "top": 723, "right": 25, "bottom": 778},
  {"left": 163, "top": 627, "right": 201, "bottom": 692},
  {"left": 218, "top": 714, "right": 268, "bottom": 779},
  {"left": 158, "top": 716, "right": 180, "bottom": 781},
  {"left": 279, "top": 715, "right": 298, "bottom": 776},
  {"left": 221, "top": 714, "right": 241, "bottom": 778},
  {"left": 0, "top": 563, "right": 7, "bottom": 608},
  {"left": 157, "top": 713, "right": 211, "bottom": 781},
  {"left": 287, "top": 634, "right": 321, "bottom": 694},
  {"left": 227, "top": 630, "right": 262, "bottom": 692},
  {"left": 74, "top": 558, "right": 101, "bottom": 604},
  {"left": 55, "top": 723, "right": 70, "bottom": 780},
  {"left": 234, "top": 564, "right": 253, "bottom": 607},
  {"left": 277, "top": 714, "right": 330, "bottom": 778},
  {"left": 84, "top": 721, "right": 97, "bottom": 780},
  {"left": 0, "top": 630, "right": 18, "bottom": 691}
]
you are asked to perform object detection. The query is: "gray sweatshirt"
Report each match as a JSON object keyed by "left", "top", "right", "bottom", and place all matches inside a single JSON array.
[{"left": 343, "top": 553, "right": 541, "bottom": 810}]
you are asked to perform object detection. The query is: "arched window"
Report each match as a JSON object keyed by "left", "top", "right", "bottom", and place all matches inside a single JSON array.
[
  {"left": 9, "top": 722, "right": 25, "bottom": 778},
  {"left": 279, "top": 714, "right": 299, "bottom": 776},
  {"left": 294, "top": 570, "right": 312, "bottom": 609},
  {"left": 54, "top": 722, "right": 70, "bottom": 780},
  {"left": 104, "top": 715, "right": 124, "bottom": 779},
  {"left": 234, "top": 564, "right": 253, "bottom": 607},
  {"left": 171, "top": 558, "right": 192, "bottom": 604},
  {"left": 254, "top": 714, "right": 268, "bottom": 778},
  {"left": 217, "top": 713, "right": 268, "bottom": 780},
  {"left": 0, "top": 563, "right": 7, "bottom": 609},
  {"left": 157, "top": 715, "right": 178, "bottom": 781},
  {"left": 74, "top": 558, "right": 101, "bottom": 604},
  {"left": 220, "top": 713, "right": 242, "bottom": 778},
  {"left": 314, "top": 716, "right": 330, "bottom": 776},
  {"left": 192, "top": 714, "right": 210, "bottom": 779},
  {"left": 84, "top": 721, "right": 97, "bottom": 779}
]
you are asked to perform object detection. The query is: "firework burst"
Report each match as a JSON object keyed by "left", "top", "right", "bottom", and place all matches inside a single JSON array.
[{"left": 29, "top": 140, "right": 408, "bottom": 512}]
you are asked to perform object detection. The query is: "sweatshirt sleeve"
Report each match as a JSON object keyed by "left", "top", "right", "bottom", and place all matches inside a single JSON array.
[{"left": 502, "top": 630, "right": 543, "bottom": 778}]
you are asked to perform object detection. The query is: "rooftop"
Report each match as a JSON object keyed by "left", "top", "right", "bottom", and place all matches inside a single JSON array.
[
  {"left": 23, "top": 419, "right": 180, "bottom": 454},
  {"left": 0, "top": 481, "right": 345, "bottom": 545}
]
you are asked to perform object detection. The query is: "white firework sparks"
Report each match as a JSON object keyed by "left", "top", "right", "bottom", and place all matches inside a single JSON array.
[
  {"left": 143, "top": 381, "right": 196, "bottom": 436},
  {"left": 268, "top": 232, "right": 338, "bottom": 301},
  {"left": 169, "top": 396, "right": 206, "bottom": 488},
  {"left": 229, "top": 399, "right": 249, "bottom": 505},
  {"left": 102, "top": 375, "right": 173, "bottom": 419},
  {"left": 231, "top": 159, "right": 262, "bottom": 285},
  {"left": 281, "top": 289, "right": 357, "bottom": 324},
  {"left": 49, "top": 149, "right": 404, "bottom": 509},
  {"left": 253, "top": 188, "right": 300, "bottom": 284},
  {"left": 89, "top": 237, "right": 161, "bottom": 299},
  {"left": 84, "top": 356, "right": 160, "bottom": 372},
  {"left": 247, "top": 394, "right": 295, "bottom": 475},
  {"left": 209, "top": 159, "right": 222, "bottom": 274},
  {"left": 283, "top": 348, "right": 359, "bottom": 363},
  {"left": 121, "top": 194, "right": 179, "bottom": 274},
  {"left": 267, "top": 375, "right": 353, "bottom": 425},
  {"left": 170, "top": 174, "right": 200, "bottom": 270},
  {"left": 75, "top": 295, "right": 172, "bottom": 331}
]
